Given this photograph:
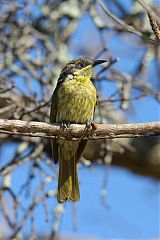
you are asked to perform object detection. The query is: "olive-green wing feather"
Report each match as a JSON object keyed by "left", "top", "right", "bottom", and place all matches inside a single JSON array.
[
  {"left": 50, "top": 86, "right": 59, "bottom": 164},
  {"left": 76, "top": 140, "right": 87, "bottom": 162}
]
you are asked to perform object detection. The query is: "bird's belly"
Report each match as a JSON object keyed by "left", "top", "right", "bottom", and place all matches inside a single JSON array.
[{"left": 56, "top": 81, "right": 96, "bottom": 123}]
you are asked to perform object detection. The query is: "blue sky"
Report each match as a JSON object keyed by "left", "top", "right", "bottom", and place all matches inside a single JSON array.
[{"left": 60, "top": 166, "right": 159, "bottom": 239}]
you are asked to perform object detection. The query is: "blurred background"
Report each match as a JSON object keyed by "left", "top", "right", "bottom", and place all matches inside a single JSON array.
[{"left": 0, "top": 0, "right": 160, "bottom": 239}]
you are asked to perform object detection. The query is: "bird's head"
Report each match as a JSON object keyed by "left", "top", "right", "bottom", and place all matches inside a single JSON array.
[{"left": 58, "top": 58, "right": 107, "bottom": 83}]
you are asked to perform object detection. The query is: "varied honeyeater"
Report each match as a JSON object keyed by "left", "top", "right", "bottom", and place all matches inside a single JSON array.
[{"left": 50, "top": 58, "right": 107, "bottom": 203}]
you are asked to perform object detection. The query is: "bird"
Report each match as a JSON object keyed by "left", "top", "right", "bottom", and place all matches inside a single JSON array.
[{"left": 50, "top": 57, "right": 107, "bottom": 203}]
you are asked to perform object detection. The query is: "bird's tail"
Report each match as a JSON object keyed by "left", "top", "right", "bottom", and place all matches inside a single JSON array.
[{"left": 58, "top": 155, "right": 80, "bottom": 203}]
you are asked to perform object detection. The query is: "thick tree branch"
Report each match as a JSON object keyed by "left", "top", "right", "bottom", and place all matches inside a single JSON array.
[{"left": 0, "top": 119, "right": 159, "bottom": 140}]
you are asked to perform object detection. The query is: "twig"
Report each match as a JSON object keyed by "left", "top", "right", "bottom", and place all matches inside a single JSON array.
[
  {"left": 137, "top": 0, "right": 160, "bottom": 24},
  {"left": 98, "top": 0, "right": 155, "bottom": 44},
  {"left": 0, "top": 119, "right": 159, "bottom": 141},
  {"left": 147, "top": 11, "right": 160, "bottom": 41},
  {"left": 0, "top": 85, "right": 14, "bottom": 93},
  {"left": 19, "top": 99, "right": 51, "bottom": 118},
  {"left": 99, "top": 93, "right": 147, "bottom": 103}
]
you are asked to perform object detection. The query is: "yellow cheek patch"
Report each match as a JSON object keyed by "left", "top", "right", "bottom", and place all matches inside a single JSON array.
[{"left": 74, "top": 65, "right": 93, "bottom": 78}]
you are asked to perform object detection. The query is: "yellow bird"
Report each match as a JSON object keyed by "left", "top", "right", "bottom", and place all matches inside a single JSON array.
[{"left": 50, "top": 58, "right": 107, "bottom": 203}]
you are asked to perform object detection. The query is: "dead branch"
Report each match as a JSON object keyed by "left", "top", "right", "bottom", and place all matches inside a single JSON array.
[
  {"left": 0, "top": 119, "right": 159, "bottom": 140},
  {"left": 98, "top": 0, "right": 156, "bottom": 44}
]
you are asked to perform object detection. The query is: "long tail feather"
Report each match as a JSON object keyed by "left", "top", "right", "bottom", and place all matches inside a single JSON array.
[{"left": 58, "top": 155, "right": 80, "bottom": 203}]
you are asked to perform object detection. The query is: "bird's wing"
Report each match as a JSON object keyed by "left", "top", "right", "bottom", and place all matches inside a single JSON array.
[
  {"left": 76, "top": 140, "right": 87, "bottom": 163},
  {"left": 50, "top": 85, "right": 59, "bottom": 164}
]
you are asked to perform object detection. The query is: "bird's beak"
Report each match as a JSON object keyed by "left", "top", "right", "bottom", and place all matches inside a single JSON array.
[{"left": 93, "top": 59, "right": 107, "bottom": 67}]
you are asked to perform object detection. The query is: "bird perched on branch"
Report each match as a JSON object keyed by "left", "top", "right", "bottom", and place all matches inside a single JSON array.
[{"left": 50, "top": 58, "right": 107, "bottom": 203}]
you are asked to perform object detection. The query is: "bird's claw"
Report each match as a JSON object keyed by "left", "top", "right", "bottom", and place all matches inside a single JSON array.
[
  {"left": 60, "top": 121, "right": 71, "bottom": 129},
  {"left": 85, "top": 121, "right": 92, "bottom": 130},
  {"left": 85, "top": 121, "right": 98, "bottom": 130}
]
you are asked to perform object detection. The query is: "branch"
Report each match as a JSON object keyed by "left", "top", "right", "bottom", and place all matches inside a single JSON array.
[
  {"left": 0, "top": 119, "right": 160, "bottom": 140},
  {"left": 98, "top": 0, "right": 156, "bottom": 44}
]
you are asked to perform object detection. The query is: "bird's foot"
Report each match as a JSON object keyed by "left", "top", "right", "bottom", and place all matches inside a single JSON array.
[
  {"left": 60, "top": 121, "right": 71, "bottom": 129},
  {"left": 85, "top": 121, "right": 98, "bottom": 130}
]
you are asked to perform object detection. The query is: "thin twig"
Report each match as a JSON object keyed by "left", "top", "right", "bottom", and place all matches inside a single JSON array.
[{"left": 98, "top": 0, "right": 156, "bottom": 44}]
